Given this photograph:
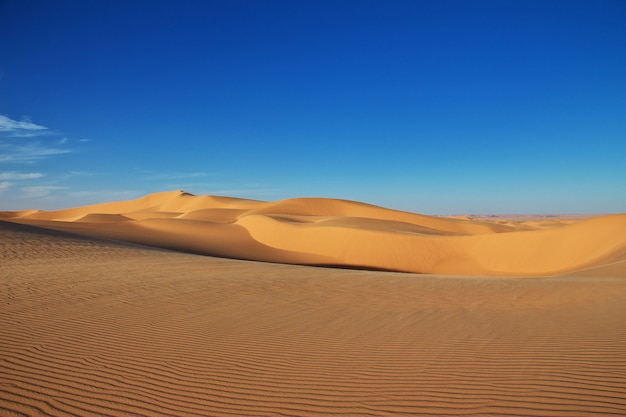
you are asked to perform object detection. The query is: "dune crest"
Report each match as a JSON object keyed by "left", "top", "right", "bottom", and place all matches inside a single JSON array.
[{"left": 6, "top": 190, "right": 626, "bottom": 276}]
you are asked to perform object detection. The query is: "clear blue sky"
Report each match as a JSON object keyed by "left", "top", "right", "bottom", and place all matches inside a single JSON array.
[{"left": 1, "top": 0, "right": 625, "bottom": 214}]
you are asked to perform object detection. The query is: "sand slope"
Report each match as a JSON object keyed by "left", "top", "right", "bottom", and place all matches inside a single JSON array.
[
  {"left": 2, "top": 220, "right": 626, "bottom": 416},
  {"left": 4, "top": 190, "right": 626, "bottom": 276}
]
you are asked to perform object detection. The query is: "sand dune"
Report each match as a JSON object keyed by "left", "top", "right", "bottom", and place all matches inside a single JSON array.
[
  {"left": 5, "top": 190, "right": 626, "bottom": 276},
  {"left": 2, "top": 219, "right": 626, "bottom": 416}
]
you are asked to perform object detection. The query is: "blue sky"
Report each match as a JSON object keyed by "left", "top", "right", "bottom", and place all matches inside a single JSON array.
[{"left": 1, "top": 0, "right": 625, "bottom": 214}]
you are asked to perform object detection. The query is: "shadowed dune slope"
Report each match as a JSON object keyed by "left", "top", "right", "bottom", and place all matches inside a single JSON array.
[
  {"left": 2, "top": 220, "right": 626, "bottom": 416},
  {"left": 5, "top": 190, "right": 626, "bottom": 276}
]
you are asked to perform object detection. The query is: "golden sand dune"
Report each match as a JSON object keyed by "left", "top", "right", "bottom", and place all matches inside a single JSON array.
[
  {"left": 2, "top": 220, "right": 626, "bottom": 416},
  {"left": 64, "top": 213, "right": 133, "bottom": 223},
  {"left": 4, "top": 190, "right": 626, "bottom": 277}
]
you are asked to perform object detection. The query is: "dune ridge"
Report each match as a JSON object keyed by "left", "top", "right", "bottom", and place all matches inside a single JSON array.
[
  {"left": 4, "top": 190, "right": 626, "bottom": 276},
  {"left": 2, "top": 219, "right": 626, "bottom": 416}
]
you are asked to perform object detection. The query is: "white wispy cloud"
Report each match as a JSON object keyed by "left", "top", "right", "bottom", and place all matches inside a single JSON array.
[
  {"left": 0, "top": 172, "right": 44, "bottom": 180},
  {"left": 0, "top": 115, "right": 95, "bottom": 210},
  {"left": 5, "top": 131, "right": 51, "bottom": 138},
  {"left": 0, "top": 171, "right": 45, "bottom": 199},
  {"left": 0, "top": 115, "right": 48, "bottom": 136},
  {"left": 0, "top": 181, "right": 11, "bottom": 193},
  {"left": 0, "top": 143, "right": 70, "bottom": 163},
  {"left": 20, "top": 185, "right": 68, "bottom": 198},
  {"left": 0, "top": 115, "right": 74, "bottom": 165}
]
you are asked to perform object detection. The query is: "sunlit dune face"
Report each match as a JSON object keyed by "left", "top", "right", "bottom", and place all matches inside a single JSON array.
[{"left": 4, "top": 190, "right": 626, "bottom": 277}]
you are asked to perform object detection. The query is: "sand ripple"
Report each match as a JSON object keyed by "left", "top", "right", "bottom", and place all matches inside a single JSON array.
[{"left": 2, "top": 220, "right": 626, "bottom": 416}]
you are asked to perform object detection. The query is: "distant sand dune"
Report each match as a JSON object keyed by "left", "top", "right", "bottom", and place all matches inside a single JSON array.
[
  {"left": 2, "top": 219, "right": 626, "bottom": 416},
  {"left": 5, "top": 190, "right": 626, "bottom": 276}
]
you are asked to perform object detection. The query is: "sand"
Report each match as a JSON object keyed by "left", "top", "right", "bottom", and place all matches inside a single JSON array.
[
  {"left": 2, "top": 191, "right": 626, "bottom": 416},
  {"left": 3, "top": 190, "right": 626, "bottom": 277}
]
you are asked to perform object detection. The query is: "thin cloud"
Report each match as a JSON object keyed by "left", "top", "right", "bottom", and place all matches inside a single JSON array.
[
  {"left": 20, "top": 185, "right": 68, "bottom": 198},
  {"left": 0, "top": 115, "right": 48, "bottom": 136},
  {"left": 0, "top": 183, "right": 67, "bottom": 210},
  {"left": 0, "top": 172, "right": 44, "bottom": 180},
  {"left": 0, "top": 143, "right": 70, "bottom": 163},
  {"left": 0, "top": 115, "right": 72, "bottom": 163},
  {"left": 0, "top": 181, "right": 11, "bottom": 193},
  {"left": 5, "top": 131, "right": 52, "bottom": 138}
]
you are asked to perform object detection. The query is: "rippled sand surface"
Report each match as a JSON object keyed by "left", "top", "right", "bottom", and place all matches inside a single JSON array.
[{"left": 2, "top": 219, "right": 626, "bottom": 416}]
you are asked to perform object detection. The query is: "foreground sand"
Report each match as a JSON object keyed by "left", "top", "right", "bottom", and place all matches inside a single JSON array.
[
  {"left": 2, "top": 219, "right": 626, "bottom": 416},
  {"left": 3, "top": 190, "right": 626, "bottom": 276}
]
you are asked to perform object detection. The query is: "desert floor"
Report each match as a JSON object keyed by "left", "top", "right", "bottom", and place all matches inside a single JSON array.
[{"left": 2, "top": 218, "right": 626, "bottom": 416}]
